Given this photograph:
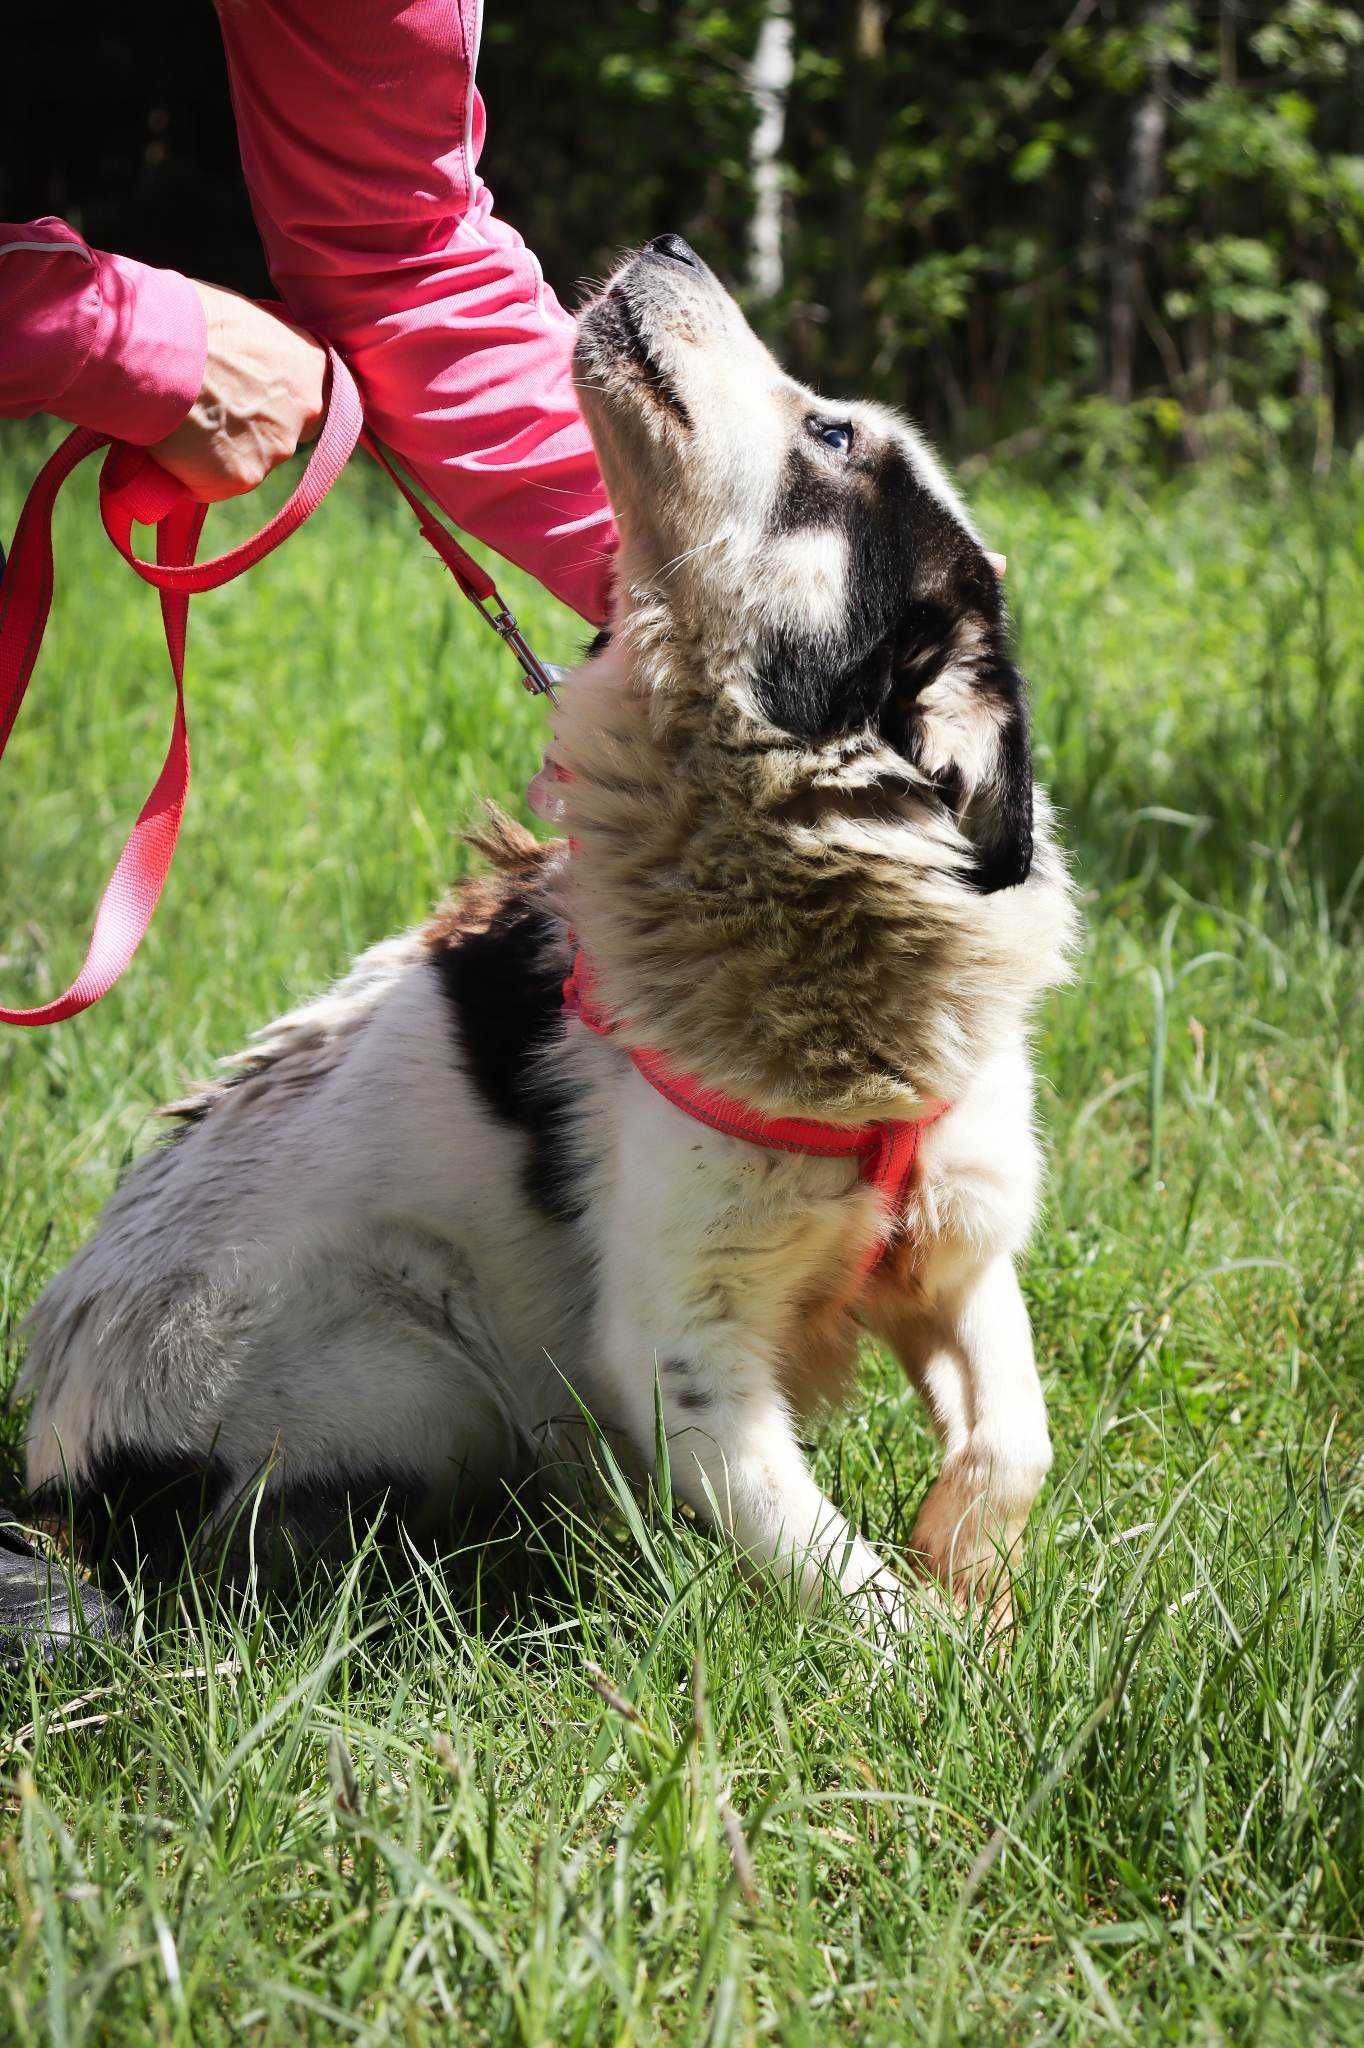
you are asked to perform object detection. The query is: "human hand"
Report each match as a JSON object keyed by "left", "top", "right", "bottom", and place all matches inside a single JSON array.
[{"left": 148, "top": 280, "right": 327, "bottom": 503}]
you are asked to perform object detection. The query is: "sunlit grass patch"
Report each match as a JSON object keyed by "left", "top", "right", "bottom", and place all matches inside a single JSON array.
[{"left": 1, "top": 433, "right": 1361, "bottom": 2043}]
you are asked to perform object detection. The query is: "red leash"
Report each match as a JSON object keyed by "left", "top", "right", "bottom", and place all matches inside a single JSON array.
[
  {"left": 0, "top": 355, "right": 554, "bottom": 1026},
  {"left": 362, "top": 435, "right": 562, "bottom": 702}
]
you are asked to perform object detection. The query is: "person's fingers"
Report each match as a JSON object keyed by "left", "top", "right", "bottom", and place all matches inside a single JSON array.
[
  {"left": 276, "top": 316, "right": 327, "bottom": 443},
  {"left": 149, "top": 411, "right": 282, "bottom": 502}
]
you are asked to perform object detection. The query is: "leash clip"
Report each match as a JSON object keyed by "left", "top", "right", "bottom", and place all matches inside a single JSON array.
[
  {"left": 362, "top": 435, "right": 566, "bottom": 706},
  {"left": 488, "top": 604, "right": 562, "bottom": 704}
]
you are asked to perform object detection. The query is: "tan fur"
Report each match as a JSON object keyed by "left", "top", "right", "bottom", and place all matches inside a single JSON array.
[{"left": 552, "top": 620, "right": 1076, "bottom": 1124}]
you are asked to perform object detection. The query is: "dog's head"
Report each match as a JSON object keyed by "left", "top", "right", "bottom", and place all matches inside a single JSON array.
[{"left": 574, "top": 237, "right": 1032, "bottom": 892}]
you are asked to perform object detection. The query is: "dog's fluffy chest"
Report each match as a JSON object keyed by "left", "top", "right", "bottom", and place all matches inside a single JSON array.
[
  {"left": 582, "top": 1031, "right": 1039, "bottom": 1417},
  {"left": 603, "top": 1054, "right": 883, "bottom": 1309}
]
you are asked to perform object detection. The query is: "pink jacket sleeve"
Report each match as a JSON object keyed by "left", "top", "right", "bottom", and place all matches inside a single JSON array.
[
  {"left": 0, "top": 218, "right": 206, "bottom": 444},
  {"left": 214, "top": 0, "right": 617, "bottom": 625}
]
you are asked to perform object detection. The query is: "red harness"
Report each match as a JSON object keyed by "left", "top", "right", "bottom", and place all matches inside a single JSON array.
[{"left": 563, "top": 951, "right": 945, "bottom": 1276}]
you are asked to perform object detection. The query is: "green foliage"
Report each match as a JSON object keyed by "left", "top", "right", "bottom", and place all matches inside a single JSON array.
[
  {"left": 478, "top": 0, "right": 1364, "bottom": 462},
  {"left": 1, "top": 434, "right": 1362, "bottom": 2042},
  {"left": 8, "top": 3, "right": 1361, "bottom": 464}
]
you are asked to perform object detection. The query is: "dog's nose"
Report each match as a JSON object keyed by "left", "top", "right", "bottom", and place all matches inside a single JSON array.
[{"left": 647, "top": 233, "right": 699, "bottom": 268}]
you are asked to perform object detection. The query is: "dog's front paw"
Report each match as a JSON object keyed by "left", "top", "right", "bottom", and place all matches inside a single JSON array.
[
  {"left": 848, "top": 1559, "right": 916, "bottom": 1651},
  {"left": 909, "top": 1450, "right": 1036, "bottom": 1642}
]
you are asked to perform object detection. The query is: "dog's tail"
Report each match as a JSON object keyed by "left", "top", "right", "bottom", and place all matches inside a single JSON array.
[
  {"left": 465, "top": 801, "right": 558, "bottom": 877},
  {"left": 422, "top": 803, "right": 565, "bottom": 955}
]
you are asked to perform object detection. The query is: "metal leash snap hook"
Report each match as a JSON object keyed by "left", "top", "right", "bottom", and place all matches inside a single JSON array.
[
  {"left": 491, "top": 604, "right": 562, "bottom": 703},
  {"left": 362, "top": 437, "right": 566, "bottom": 707}
]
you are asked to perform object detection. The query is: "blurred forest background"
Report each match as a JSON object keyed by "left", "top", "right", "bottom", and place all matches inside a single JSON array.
[{"left": 4, "top": 0, "right": 1364, "bottom": 472}]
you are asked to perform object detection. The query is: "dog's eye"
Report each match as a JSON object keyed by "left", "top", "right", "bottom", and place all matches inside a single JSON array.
[{"left": 808, "top": 418, "right": 854, "bottom": 456}]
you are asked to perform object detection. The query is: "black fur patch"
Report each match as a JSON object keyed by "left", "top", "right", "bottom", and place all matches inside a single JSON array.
[
  {"left": 769, "top": 442, "right": 858, "bottom": 536},
  {"left": 891, "top": 621, "right": 1035, "bottom": 893},
  {"left": 753, "top": 442, "right": 909, "bottom": 742},
  {"left": 757, "top": 442, "right": 997, "bottom": 744},
  {"left": 241, "top": 1465, "right": 428, "bottom": 1560},
  {"left": 757, "top": 438, "right": 1034, "bottom": 890},
  {"left": 33, "top": 1448, "right": 230, "bottom": 1576},
  {"left": 964, "top": 666, "right": 1034, "bottom": 893},
  {"left": 33, "top": 1454, "right": 428, "bottom": 1584},
  {"left": 753, "top": 626, "right": 897, "bottom": 746},
  {"left": 430, "top": 894, "right": 585, "bottom": 1225}
]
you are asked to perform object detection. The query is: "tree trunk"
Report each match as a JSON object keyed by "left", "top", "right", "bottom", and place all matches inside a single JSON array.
[
  {"left": 746, "top": 0, "right": 795, "bottom": 302},
  {"left": 1109, "top": 10, "right": 1169, "bottom": 404},
  {"left": 831, "top": 0, "right": 886, "bottom": 387},
  {"left": 1209, "top": 0, "right": 1238, "bottom": 414}
]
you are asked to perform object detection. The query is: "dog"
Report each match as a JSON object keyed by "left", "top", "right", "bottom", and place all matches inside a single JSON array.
[{"left": 14, "top": 235, "right": 1076, "bottom": 1647}]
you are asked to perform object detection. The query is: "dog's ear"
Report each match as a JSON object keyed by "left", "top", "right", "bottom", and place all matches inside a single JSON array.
[
  {"left": 889, "top": 605, "right": 1036, "bottom": 892},
  {"left": 962, "top": 662, "right": 1034, "bottom": 893}
]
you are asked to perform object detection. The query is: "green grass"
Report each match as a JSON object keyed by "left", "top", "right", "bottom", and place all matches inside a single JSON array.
[{"left": 1, "top": 427, "right": 1361, "bottom": 2045}]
